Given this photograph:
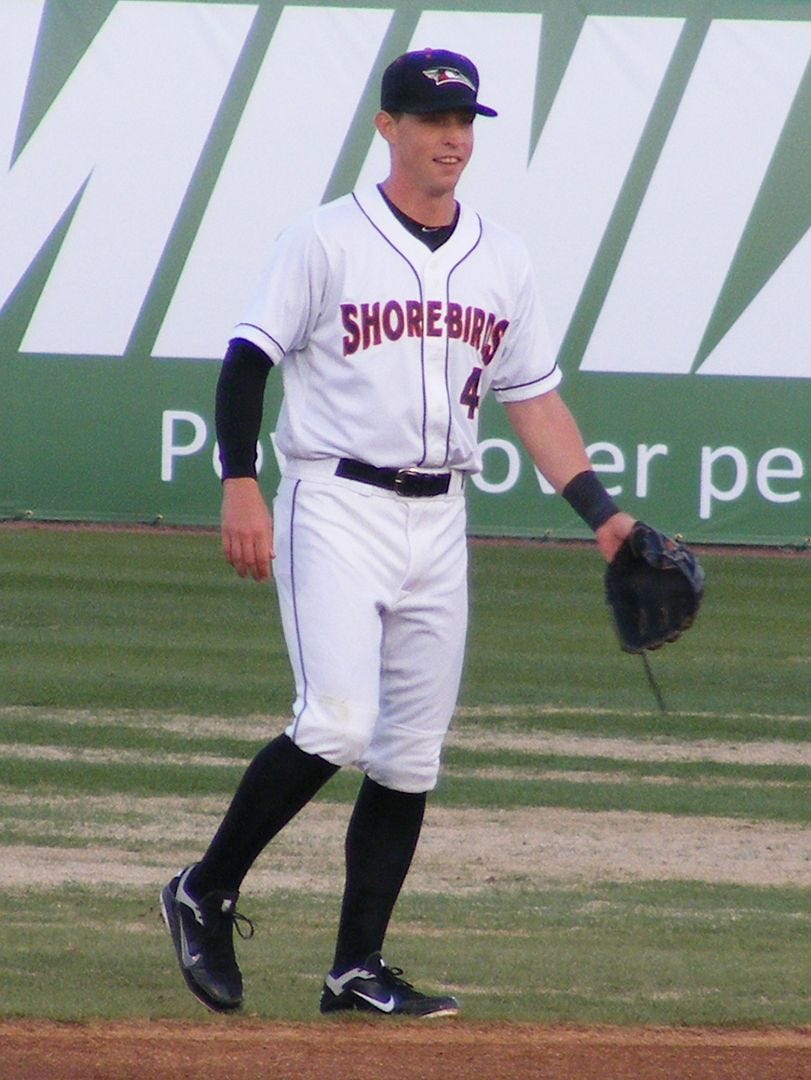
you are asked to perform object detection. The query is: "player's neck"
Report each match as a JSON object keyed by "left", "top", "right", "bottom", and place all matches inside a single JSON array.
[{"left": 379, "top": 179, "right": 457, "bottom": 229}]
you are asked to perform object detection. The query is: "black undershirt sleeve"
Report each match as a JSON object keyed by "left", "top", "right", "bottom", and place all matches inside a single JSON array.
[{"left": 215, "top": 337, "right": 273, "bottom": 480}]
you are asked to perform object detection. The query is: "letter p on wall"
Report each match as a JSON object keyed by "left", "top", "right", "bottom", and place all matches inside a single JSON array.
[
  {"left": 700, "top": 445, "right": 807, "bottom": 520},
  {"left": 162, "top": 410, "right": 207, "bottom": 482},
  {"left": 700, "top": 446, "right": 748, "bottom": 520}
]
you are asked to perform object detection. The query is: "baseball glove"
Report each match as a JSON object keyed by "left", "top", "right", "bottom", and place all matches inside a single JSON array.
[{"left": 605, "top": 522, "right": 704, "bottom": 653}]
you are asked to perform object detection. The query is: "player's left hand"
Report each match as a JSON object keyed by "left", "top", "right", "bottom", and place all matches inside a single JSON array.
[
  {"left": 594, "top": 511, "right": 636, "bottom": 563},
  {"left": 604, "top": 521, "right": 705, "bottom": 652}
]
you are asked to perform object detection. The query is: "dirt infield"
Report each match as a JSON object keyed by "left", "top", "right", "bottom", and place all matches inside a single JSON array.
[{"left": 0, "top": 1021, "right": 809, "bottom": 1080}]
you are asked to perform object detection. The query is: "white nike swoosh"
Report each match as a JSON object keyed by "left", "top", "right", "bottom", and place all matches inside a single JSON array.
[
  {"left": 179, "top": 923, "right": 201, "bottom": 968},
  {"left": 352, "top": 990, "right": 396, "bottom": 1013}
]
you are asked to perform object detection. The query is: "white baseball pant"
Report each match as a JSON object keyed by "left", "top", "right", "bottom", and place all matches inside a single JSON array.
[{"left": 272, "top": 465, "right": 468, "bottom": 792}]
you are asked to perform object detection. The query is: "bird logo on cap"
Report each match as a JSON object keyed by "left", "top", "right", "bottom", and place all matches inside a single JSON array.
[{"left": 422, "top": 66, "right": 476, "bottom": 92}]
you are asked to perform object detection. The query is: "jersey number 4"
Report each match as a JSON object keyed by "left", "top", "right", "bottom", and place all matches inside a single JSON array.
[{"left": 460, "top": 367, "right": 482, "bottom": 419}]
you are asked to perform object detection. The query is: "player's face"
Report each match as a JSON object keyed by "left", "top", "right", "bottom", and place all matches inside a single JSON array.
[{"left": 384, "top": 109, "right": 475, "bottom": 199}]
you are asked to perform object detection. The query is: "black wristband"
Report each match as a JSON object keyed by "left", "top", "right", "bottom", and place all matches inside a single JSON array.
[{"left": 561, "top": 469, "right": 620, "bottom": 531}]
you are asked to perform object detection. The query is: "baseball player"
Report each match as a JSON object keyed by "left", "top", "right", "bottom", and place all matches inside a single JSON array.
[{"left": 161, "top": 47, "right": 635, "bottom": 1018}]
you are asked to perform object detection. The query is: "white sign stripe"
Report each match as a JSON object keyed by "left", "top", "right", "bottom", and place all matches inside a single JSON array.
[
  {"left": 155, "top": 6, "right": 395, "bottom": 360},
  {"left": 582, "top": 19, "right": 811, "bottom": 374}
]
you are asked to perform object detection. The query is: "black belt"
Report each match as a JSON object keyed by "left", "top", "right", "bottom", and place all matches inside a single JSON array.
[{"left": 336, "top": 458, "right": 452, "bottom": 497}]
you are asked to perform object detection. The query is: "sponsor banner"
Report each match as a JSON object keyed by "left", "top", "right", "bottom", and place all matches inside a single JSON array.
[{"left": 1, "top": 2, "right": 809, "bottom": 542}]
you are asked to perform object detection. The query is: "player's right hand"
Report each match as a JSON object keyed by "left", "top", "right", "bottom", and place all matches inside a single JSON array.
[{"left": 221, "top": 477, "right": 275, "bottom": 581}]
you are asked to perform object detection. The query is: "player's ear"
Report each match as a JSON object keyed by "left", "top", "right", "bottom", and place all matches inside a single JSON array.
[{"left": 375, "top": 110, "right": 397, "bottom": 144}]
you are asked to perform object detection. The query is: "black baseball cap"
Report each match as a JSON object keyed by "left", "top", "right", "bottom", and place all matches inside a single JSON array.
[{"left": 381, "top": 48, "right": 497, "bottom": 117}]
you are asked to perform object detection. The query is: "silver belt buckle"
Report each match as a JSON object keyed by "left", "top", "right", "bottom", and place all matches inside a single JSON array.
[{"left": 394, "top": 468, "right": 422, "bottom": 495}]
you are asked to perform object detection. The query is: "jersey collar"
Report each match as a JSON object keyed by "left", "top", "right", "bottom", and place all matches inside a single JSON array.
[{"left": 354, "top": 184, "right": 482, "bottom": 267}]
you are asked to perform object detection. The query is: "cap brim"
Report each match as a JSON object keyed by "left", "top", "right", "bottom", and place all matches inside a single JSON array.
[{"left": 399, "top": 101, "right": 498, "bottom": 118}]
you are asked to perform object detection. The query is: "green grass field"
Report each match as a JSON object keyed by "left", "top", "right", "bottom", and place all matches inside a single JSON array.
[{"left": 0, "top": 525, "right": 808, "bottom": 1025}]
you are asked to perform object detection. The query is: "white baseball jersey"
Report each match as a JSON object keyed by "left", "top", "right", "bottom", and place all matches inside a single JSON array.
[
  {"left": 233, "top": 184, "right": 562, "bottom": 791},
  {"left": 234, "top": 184, "right": 561, "bottom": 473}
]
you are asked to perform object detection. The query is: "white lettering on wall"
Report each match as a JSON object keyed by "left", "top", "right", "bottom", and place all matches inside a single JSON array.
[
  {"left": 161, "top": 410, "right": 208, "bottom": 482},
  {"left": 155, "top": 5, "right": 394, "bottom": 359},
  {"left": 697, "top": 228, "right": 811, "bottom": 377},
  {"left": 699, "top": 445, "right": 748, "bottom": 520},
  {"left": 0, "top": 4, "right": 808, "bottom": 381},
  {"left": 581, "top": 20, "right": 811, "bottom": 375},
  {"left": 0, "top": 2, "right": 255, "bottom": 356},
  {"left": 471, "top": 438, "right": 522, "bottom": 494}
]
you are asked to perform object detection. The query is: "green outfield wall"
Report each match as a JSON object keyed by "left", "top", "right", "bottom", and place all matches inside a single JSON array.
[{"left": 1, "top": 1, "right": 809, "bottom": 544}]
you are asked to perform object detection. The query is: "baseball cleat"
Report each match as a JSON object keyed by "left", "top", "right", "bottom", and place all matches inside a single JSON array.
[
  {"left": 320, "top": 951, "right": 460, "bottom": 1018},
  {"left": 160, "top": 864, "right": 253, "bottom": 1013}
]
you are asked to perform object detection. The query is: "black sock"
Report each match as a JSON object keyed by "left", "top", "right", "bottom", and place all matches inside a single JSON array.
[
  {"left": 189, "top": 733, "right": 338, "bottom": 895},
  {"left": 332, "top": 775, "right": 427, "bottom": 972}
]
